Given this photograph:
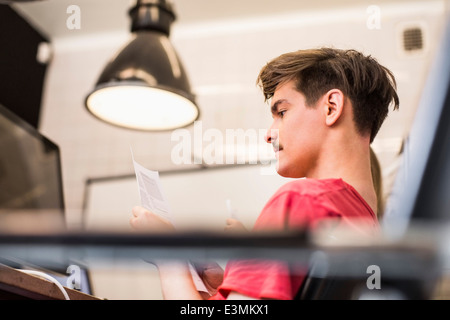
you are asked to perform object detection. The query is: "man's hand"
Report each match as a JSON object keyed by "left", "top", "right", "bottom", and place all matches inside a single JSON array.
[
  {"left": 192, "top": 261, "right": 224, "bottom": 298},
  {"left": 129, "top": 206, "right": 175, "bottom": 233},
  {"left": 224, "top": 218, "right": 248, "bottom": 233}
]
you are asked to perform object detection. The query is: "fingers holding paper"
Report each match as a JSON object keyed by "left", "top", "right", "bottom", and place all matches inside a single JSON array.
[{"left": 130, "top": 206, "right": 175, "bottom": 233}]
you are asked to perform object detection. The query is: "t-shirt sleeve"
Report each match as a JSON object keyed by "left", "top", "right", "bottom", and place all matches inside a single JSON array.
[{"left": 209, "top": 259, "right": 306, "bottom": 300}]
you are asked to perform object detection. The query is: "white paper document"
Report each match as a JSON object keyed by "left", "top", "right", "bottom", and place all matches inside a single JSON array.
[
  {"left": 132, "top": 156, "right": 173, "bottom": 224},
  {"left": 131, "top": 149, "right": 210, "bottom": 295}
]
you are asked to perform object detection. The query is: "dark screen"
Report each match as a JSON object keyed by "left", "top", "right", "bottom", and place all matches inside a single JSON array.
[
  {"left": 0, "top": 104, "right": 64, "bottom": 212},
  {"left": 0, "top": 5, "right": 49, "bottom": 129}
]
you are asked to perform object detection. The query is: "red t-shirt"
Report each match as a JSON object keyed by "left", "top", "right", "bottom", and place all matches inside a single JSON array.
[{"left": 209, "top": 178, "right": 379, "bottom": 300}]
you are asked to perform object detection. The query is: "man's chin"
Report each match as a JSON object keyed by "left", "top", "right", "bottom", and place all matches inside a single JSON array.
[
  {"left": 276, "top": 162, "right": 304, "bottom": 179},
  {"left": 275, "top": 163, "right": 291, "bottom": 178}
]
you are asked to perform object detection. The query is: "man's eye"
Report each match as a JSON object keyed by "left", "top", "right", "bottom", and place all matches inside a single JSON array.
[{"left": 278, "top": 110, "right": 286, "bottom": 117}]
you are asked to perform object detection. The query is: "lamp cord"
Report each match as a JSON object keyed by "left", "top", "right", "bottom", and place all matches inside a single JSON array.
[{"left": 19, "top": 269, "right": 70, "bottom": 300}]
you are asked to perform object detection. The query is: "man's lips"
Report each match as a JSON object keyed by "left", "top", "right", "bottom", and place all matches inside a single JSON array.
[{"left": 272, "top": 142, "right": 283, "bottom": 153}]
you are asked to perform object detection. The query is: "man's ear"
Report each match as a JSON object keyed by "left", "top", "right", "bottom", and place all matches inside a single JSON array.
[{"left": 323, "top": 89, "right": 345, "bottom": 127}]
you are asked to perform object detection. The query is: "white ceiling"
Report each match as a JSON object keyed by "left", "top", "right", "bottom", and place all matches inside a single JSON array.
[{"left": 11, "top": 0, "right": 421, "bottom": 39}]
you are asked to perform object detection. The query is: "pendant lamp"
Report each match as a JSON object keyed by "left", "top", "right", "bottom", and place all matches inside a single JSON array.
[{"left": 85, "top": 0, "right": 199, "bottom": 131}]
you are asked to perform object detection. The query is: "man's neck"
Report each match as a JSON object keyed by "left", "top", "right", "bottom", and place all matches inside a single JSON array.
[{"left": 307, "top": 138, "right": 378, "bottom": 215}]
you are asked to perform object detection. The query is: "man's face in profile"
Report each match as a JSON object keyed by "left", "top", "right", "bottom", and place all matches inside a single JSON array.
[{"left": 266, "top": 80, "right": 324, "bottom": 178}]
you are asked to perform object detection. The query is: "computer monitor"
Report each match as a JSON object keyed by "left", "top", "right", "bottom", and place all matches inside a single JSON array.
[
  {"left": 0, "top": 103, "right": 94, "bottom": 295},
  {"left": 382, "top": 17, "right": 450, "bottom": 237},
  {"left": 0, "top": 103, "right": 65, "bottom": 214}
]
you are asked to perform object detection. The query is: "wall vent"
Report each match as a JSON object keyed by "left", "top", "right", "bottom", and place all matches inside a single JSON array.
[{"left": 403, "top": 27, "right": 424, "bottom": 52}]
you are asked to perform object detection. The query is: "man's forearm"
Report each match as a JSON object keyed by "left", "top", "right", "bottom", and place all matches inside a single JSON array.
[{"left": 156, "top": 261, "right": 205, "bottom": 300}]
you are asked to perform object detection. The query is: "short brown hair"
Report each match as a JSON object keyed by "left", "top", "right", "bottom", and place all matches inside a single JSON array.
[{"left": 257, "top": 48, "right": 399, "bottom": 142}]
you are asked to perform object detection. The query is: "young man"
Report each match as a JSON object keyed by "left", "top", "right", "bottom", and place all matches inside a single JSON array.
[{"left": 130, "top": 47, "right": 399, "bottom": 300}]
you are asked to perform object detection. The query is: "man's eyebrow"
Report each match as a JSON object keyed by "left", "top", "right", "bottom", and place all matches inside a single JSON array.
[{"left": 271, "top": 99, "right": 288, "bottom": 115}]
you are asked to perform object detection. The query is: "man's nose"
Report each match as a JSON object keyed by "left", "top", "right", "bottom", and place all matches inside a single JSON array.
[{"left": 265, "top": 125, "right": 278, "bottom": 144}]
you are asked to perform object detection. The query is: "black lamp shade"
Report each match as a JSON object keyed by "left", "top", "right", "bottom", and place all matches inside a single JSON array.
[{"left": 85, "top": 1, "right": 199, "bottom": 131}]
